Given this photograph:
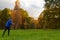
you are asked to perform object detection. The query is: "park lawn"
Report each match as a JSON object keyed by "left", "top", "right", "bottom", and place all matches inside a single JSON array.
[{"left": 0, "top": 29, "right": 60, "bottom": 40}]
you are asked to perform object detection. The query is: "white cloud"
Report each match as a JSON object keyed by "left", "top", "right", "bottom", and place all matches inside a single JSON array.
[
  {"left": 20, "top": 0, "right": 45, "bottom": 7},
  {"left": 20, "top": 0, "right": 45, "bottom": 19},
  {"left": 23, "top": 6, "right": 44, "bottom": 19}
]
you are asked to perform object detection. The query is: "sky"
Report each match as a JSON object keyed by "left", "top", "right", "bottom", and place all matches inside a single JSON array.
[{"left": 0, "top": 0, "right": 45, "bottom": 19}]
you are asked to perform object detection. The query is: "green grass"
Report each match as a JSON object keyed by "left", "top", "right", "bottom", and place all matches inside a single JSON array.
[{"left": 0, "top": 29, "right": 60, "bottom": 40}]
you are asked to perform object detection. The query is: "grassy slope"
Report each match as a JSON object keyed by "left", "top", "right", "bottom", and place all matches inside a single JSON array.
[{"left": 0, "top": 29, "right": 60, "bottom": 40}]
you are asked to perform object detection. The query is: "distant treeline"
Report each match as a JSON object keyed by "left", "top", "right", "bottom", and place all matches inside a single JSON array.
[{"left": 0, "top": 8, "right": 38, "bottom": 29}]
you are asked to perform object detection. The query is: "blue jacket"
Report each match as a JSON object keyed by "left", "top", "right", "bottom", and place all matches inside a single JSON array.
[{"left": 5, "top": 19, "right": 12, "bottom": 28}]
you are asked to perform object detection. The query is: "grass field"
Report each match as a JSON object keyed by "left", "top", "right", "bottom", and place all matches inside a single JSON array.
[{"left": 0, "top": 29, "right": 60, "bottom": 40}]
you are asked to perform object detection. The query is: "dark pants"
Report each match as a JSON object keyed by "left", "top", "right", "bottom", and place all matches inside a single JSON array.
[{"left": 2, "top": 26, "right": 10, "bottom": 36}]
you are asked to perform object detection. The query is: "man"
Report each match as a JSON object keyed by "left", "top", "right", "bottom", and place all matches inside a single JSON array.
[{"left": 2, "top": 18, "right": 13, "bottom": 36}]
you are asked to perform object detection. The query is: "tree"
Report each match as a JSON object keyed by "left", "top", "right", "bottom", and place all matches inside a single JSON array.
[
  {"left": 38, "top": 0, "right": 60, "bottom": 29},
  {"left": 0, "top": 10, "right": 2, "bottom": 29},
  {"left": 19, "top": 8, "right": 29, "bottom": 29},
  {"left": 0, "top": 8, "right": 11, "bottom": 29},
  {"left": 45, "top": 0, "right": 60, "bottom": 9}
]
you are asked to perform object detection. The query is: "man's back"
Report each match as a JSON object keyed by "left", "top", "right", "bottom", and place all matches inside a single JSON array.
[{"left": 5, "top": 19, "right": 12, "bottom": 28}]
